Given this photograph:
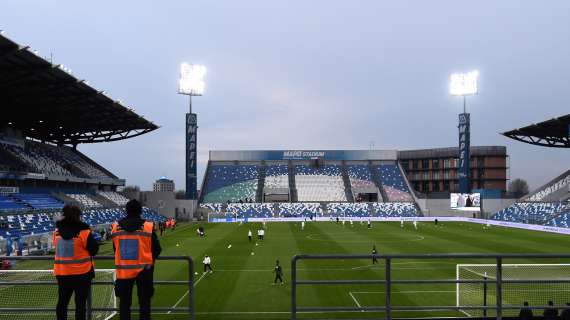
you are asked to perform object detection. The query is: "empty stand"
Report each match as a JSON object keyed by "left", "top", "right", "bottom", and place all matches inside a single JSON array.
[
  {"left": 97, "top": 191, "right": 129, "bottom": 206},
  {"left": 202, "top": 165, "right": 259, "bottom": 203},
  {"left": 327, "top": 202, "right": 371, "bottom": 217},
  {"left": 294, "top": 165, "right": 347, "bottom": 202},
  {"left": 376, "top": 164, "right": 413, "bottom": 202},
  {"left": 278, "top": 203, "right": 322, "bottom": 217},
  {"left": 492, "top": 202, "right": 570, "bottom": 225},
  {"left": 372, "top": 202, "right": 419, "bottom": 217}
]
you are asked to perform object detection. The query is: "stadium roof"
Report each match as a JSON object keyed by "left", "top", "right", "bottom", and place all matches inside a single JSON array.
[
  {"left": 0, "top": 32, "right": 158, "bottom": 145},
  {"left": 502, "top": 114, "right": 570, "bottom": 148}
]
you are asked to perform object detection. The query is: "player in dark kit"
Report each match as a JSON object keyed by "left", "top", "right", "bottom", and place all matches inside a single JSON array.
[
  {"left": 372, "top": 245, "right": 378, "bottom": 264},
  {"left": 273, "top": 260, "right": 283, "bottom": 285}
]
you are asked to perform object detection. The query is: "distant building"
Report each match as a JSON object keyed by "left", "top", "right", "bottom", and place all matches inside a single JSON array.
[
  {"left": 399, "top": 146, "right": 508, "bottom": 194},
  {"left": 153, "top": 176, "right": 175, "bottom": 192}
]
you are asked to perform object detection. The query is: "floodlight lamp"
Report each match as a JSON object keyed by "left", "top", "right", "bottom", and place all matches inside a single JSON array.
[
  {"left": 178, "top": 63, "right": 206, "bottom": 96},
  {"left": 450, "top": 70, "right": 479, "bottom": 96}
]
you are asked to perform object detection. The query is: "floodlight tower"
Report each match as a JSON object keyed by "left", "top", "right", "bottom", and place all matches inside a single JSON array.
[
  {"left": 450, "top": 70, "right": 479, "bottom": 194},
  {"left": 178, "top": 63, "right": 206, "bottom": 199}
]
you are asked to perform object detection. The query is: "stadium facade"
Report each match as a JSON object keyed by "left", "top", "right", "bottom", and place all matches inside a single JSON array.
[
  {"left": 198, "top": 147, "right": 513, "bottom": 218},
  {"left": 0, "top": 32, "right": 168, "bottom": 251}
]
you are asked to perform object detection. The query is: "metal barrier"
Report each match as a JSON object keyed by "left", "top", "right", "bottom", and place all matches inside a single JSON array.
[
  {"left": 291, "top": 253, "right": 570, "bottom": 320},
  {"left": 0, "top": 255, "right": 195, "bottom": 320}
]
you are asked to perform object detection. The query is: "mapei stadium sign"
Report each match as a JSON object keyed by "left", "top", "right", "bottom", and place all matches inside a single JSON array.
[
  {"left": 283, "top": 151, "right": 326, "bottom": 160},
  {"left": 458, "top": 113, "right": 471, "bottom": 193}
]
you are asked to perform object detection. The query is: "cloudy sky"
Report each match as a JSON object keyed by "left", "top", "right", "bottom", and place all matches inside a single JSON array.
[{"left": 2, "top": 0, "right": 569, "bottom": 191}]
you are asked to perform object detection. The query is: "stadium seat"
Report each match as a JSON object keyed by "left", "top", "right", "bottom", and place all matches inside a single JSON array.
[
  {"left": 202, "top": 165, "right": 259, "bottom": 203},
  {"left": 265, "top": 165, "right": 289, "bottom": 189},
  {"left": 294, "top": 165, "right": 347, "bottom": 202},
  {"left": 375, "top": 165, "right": 414, "bottom": 202}
]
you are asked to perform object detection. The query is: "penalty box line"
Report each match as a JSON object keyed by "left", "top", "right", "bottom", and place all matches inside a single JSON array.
[{"left": 168, "top": 271, "right": 208, "bottom": 314}]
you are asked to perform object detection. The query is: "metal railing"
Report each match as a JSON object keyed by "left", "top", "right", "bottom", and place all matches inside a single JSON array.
[
  {"left": 291, "top": 253, "right": 570, "bottom": 320},
  {"left": 0, "top": 255, "right": 195, "bottom": 320}
]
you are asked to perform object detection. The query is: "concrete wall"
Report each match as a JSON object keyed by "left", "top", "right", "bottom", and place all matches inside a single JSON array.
[{"left": 420, "top": 198, "right": 517, "bottom": 218}]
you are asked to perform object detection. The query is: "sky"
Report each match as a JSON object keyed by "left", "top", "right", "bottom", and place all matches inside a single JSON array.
[{"left": 2, "top": 0, "right": 569, "bottom": 191}]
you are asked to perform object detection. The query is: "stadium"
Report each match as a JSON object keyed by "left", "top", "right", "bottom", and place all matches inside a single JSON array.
[{"left": 1, "top": 5, "right": 570, "bottom": 320}]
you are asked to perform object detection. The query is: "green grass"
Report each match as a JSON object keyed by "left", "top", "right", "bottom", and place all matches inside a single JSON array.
[{"left": 3, "top": 221, "right": 570, "bottom": 319}]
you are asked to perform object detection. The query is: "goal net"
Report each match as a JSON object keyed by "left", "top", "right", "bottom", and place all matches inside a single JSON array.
[
  {"left": 0, "top": 269, "right": 116, "bottom": 320},
  {"left": 456, "top": 264, "right": 570, "bottom": 317}
]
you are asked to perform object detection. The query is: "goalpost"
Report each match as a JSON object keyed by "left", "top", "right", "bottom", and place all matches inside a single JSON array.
[
  {"left": 0, "top": 269, "right": 116, "bottom": 320},
  {"left": 456, "top": 264, "right": 570, "bottom": 317}
]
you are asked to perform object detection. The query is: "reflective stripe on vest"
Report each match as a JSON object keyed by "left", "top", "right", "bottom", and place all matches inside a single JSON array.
[
  {"left": 112, "top": 221, "right": 154, "bottom": 279},
  {"left": 53, "top": 229, "right": 93, "bottom": 276}
]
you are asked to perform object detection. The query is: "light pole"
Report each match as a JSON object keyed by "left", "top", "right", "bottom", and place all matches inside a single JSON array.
[
  {"left": 178, "top": 63, "right": 207, "bottom": 200},
  {"left": 450, "top": 70, "right": 479, "bottom": 194}
]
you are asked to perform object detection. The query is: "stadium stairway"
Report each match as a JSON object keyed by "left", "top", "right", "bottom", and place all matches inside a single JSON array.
[
  {"left": 256, "top": 165, "right": 266, "bottom": 202},
  {"left": 341, "top": 163, "right": 355, "bottom": 202},
  {"left": 288, "top": 163, "right": 298, "bottom": 202},
  {"left": 369, "top": 163, "right": 387, "bottom": 202}
]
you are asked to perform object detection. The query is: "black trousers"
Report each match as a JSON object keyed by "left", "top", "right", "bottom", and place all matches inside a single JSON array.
[
  {"left": 274, "top": 274, "right": 283, "bottom": 283},
  {"left": 204, "top": 263, "right": 213, "bottom": 272},
  {"left": 115, "top": 268, "right": 154, "bottom": 320},
  {"left": 56, "top": 276, "right": 91, "bottom": 320}
]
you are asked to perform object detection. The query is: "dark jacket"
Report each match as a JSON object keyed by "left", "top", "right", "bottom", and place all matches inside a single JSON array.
[
  {"left": 561, "top": 308, "right": 570, "bottom": 320},
  {"left": 114, "top": 217, "right": 162, "bottom": 261},
  {"left": 55, "top": 219, "right": 99, "bottom": 280},
  {"left": 518, "top": 307, "right": 533, "bottom": 320},
  {"left": 544, "top": 307, "right": 558, "bottom": 320}
]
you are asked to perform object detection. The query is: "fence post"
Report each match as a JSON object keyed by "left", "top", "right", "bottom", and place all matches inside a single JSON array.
[
  {"left": 291, "top": 256, "right": 298, "bottom": 320},
  {"left": 188, "top": 257, "right": 195, "bottom": 320},
  {"left": 386, "top": 257, "right": 392, "bottom": 320},
  {"left": 496, "top": 257, "right": 502, "bottom": 320}
]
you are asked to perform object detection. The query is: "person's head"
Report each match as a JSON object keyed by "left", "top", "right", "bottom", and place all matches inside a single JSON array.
[
  {"left": 566, "top": 302, "right": 570, "bottom": 306},
  {"left": 523, "top": 301, "right": 529, "bottom": 306},
  {"left": 125, "top": 199, "right": 142, "bottom": 217},
  {"left": 62, "top": 204, "right": 82, "bottom": 223},
  {"left": 549, "top": 300, "right": 554, "bottom": 306},
  {"left": 276, "top": 260, "right": 279, "bottom": 265}
]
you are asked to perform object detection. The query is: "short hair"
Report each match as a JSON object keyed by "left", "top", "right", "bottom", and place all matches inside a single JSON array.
[
  {"left": 523, "top": 301, "right": 529, "bottom": 306},
  {"left": 62, "top": 204, "right": 82, "bottom": 222},
  {"left": 126, "top": 199, "right": 142, "bottom": 217},
  {"left": 548, "top": 301, "right": 554, "bottom": 305}
]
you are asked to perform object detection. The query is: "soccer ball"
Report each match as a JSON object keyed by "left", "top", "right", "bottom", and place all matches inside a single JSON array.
[
  {"left": 251, "top": 252, "right": 255, "bottom": 255},
  {"left": 194, "top": 272, "right": 198, "bottom": 275}
]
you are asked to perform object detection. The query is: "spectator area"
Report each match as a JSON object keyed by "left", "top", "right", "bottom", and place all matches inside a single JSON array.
[
  {"left": 202, "top": 165, "right": 259, "bottom": 203},
  {"left": 376, "top": 165, "right": 414, "bottom": 202},
  {"left": 294, "top": 165, "right": 347, "bottom": 202}
]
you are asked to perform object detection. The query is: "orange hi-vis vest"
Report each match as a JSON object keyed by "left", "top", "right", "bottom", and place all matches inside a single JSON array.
[
  {"left": 111, "top": 221, "right": 154, "bottom": 279},
  {"left": 53, "top": 229, "right": 93, "bottom": 276}
]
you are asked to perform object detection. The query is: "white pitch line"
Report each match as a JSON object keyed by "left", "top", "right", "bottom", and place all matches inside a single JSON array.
[
  {"left": 168, "top": 271, "right": 207, "bottom": 314},
  {"left": 348, "top": 291, "right": 364, "bottom": 311},
  {"left": 352, "top": 290, "right": 455, "bottom": 294}
]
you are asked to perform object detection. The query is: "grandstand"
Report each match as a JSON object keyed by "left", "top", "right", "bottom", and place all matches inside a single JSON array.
[
  {"left": 490, "top": 114, "right": 570, "bottom": 226},
  {"left": 0, "top": 32, "right": 165, "bottom": 246}
]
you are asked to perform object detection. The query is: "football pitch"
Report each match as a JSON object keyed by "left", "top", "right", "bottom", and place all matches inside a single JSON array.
[{"left": 3, "top": 221, "right": 570, "bottom": 320}]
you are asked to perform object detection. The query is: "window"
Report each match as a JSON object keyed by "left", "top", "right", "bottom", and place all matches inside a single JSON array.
[
  {"left": 433, "top": 182, "right": 440, "bottom": 192},
  {"left": 422, "top": 159, "right": 430, "bottom": 169},
  {"left": 444, "top": 171, "right": 450, "bottom": 180},
  {"left": 433, "top": 171, "right": 440, "bottom": 180},
  {"left": 444, "top": 159, "right": 451, "bottom": 168},
  {"left": 423, "top": 172, "right": 429, "bottom": 180},
  {"left": 444, "top": 180, "right": 450, "bottom": 191},
  {"left": 423, "top": 181, "right": 430, "bottom": 192},
  {"left": 433, "top": 159, "right": 440, "bottom": 169},
  {"left": 413, "top": 160, "right": 419, "bottom": 169},
  {"left": 401, "top": 160, "right": 409, "bottom": 170}
]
